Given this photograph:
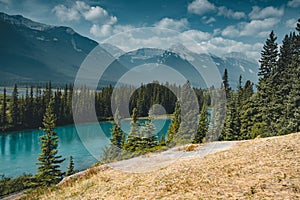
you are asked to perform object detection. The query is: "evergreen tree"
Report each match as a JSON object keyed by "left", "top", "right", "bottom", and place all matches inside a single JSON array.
[
  {"left": 167, "top": 100, "right": 181, "bottom": 145},
  {"left": 1, "top": 88, "right": 7, "bottom": 127},
  {"left": 193, "top": 104, "right": 209, "bottom": 143},
  {"left": 66, "top": 156, "right": 75, "bottom": 176},
  {"left": 110, "top": 108, "right": 125, "bottom": 149},
  {"left": 10, "top": 84, "right": 19, "bottom": 127},
  {"left": 124, "top": 108, "right": 141, "bottom": 152},
  {"left": 35, "top": 98, "right": 65, "bottom": 186},
  {"left": 222, "top": 69, "right": 231, "bottom": 98},
  {"left": 256, "top": 31, "right": 279, "bottom": 136},
  {"left": 258, "top": 31, "right": 278, "bottom": 80},
  {"left": 140, "top": 108, "right": 158, "bottom": 149}
]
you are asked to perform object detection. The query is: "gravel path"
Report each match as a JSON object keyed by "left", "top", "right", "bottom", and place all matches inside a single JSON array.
[{"left": 109, "top": 141, "right": 243, "bottom": 173}]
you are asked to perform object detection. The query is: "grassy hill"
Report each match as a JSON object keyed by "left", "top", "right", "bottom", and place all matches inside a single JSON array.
[{"left": 25, "top": 133, "right": 300, "bottom": 199}]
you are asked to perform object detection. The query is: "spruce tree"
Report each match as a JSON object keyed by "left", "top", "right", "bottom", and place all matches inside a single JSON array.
[
  {"left": 35, "top": 98, "right": 65, "bottom": 186},
  {"left": 167, "top": 100, "right": 181, "bottom": 145},
  {"left": 193, "top": 104, "right": 209, "bottom": 143},
  {"left": 222, "top": 69, "right": 231, "bottom": 98},
  {"left": 176, "top": 81, "right": 198, "bottom": 143},
  {"left": 140, "top": 108, "right": 158, "bottom": 149},
  {"left": 10, "top": 84, "right": 19, "bottom": 127},
  {"left": 124, "top": 108, "right": 141, "bottom": 152},
  {"left": 1, "top": 88, "right": 7, "bottom": 127},
  {"left": 66, "top": 156, "right": 75, "bottom": 176},
  {"left": 110, "top": 108, "right": 125, "bottom": 149}
]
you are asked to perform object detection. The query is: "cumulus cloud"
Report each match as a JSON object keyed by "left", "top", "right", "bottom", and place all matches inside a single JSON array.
[
  {"left": 288, "top": 0, "right": 300, "bottom": 8},
  {"left": 53, "top": 1, "right": 117, "bottom": 24},
  {"left": 221, "top": 25, "right": 240, "bottom": 37},
  {"left": 181, "top": 30, "right": 211, "bottom": 42},
  {"left": 217, "top": 6, "right": 246, "bottom": 20},
  {"left": 53, "top": 1, "right": 117, "bottom": 38},
  {"left": 286, "top": 18, "right": 298, "bottom": 29},
  {"left": 240, "top": 18, "right": 279, "bottom": 37},
  {"left": 52, "top": 4, "right": 81, "bottom": 22},
  {"left": 221, "top": 18, "right": 280, "bottom": 38},
  {"left": 154, "top": 18, "right": 189, "bottom": 31},
  {"left": 188, "top": 0, "right": 246, "bottom": 20},
  {"left": 188, "top": 0, "right": 216, "bottom": 15},
  {"left": 249, "top": 6, "right": 284, "bottom": 20}
]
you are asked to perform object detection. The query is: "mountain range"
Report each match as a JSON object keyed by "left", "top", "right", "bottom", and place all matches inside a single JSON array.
[{"left": 0, "top": 12, "right": 258, "bottom": 88}]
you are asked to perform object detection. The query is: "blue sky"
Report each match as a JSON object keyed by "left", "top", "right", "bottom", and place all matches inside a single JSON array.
[{"left": 1, "top": 0, "right": 300, "bottom": 60}]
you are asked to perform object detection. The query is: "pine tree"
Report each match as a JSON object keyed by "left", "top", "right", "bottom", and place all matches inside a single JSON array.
[
  {"left": 258, "top": 31, "right": 278, "bottom": 80},
  {"left": 110, "top": 108, "right": 125, "bottom": 149},
  {"left": 124, "top": 108, "right": 141, "bottom": 152},
  {"left": 176, "top": 81, "right": 198, "bottom": 144},
  {"left": 66, "top": 156, "right": 75, "bottom": 176},
  {"left": 1, "top": 88, "right": 7, "bottom": 127},
  {"left": 35, "top": 98, "right": 65, "bottom": 186},
  {"left": 222, "top": 69, "right": 231, "bottom": 98},
  {"left": 167, "top": 100, "right": 181, "bottom": 145},
  {"left": 193, "top": 104, "right": 209, "bottom": 143},
  {"left": 256, "top": 31, "right": 279, "bottom": 136},
  {"left": 140, "top": 108, "right": 158, "bottom": 149},
  {"left": 10, "top": 84, "right": 19, "bottom": 127}
]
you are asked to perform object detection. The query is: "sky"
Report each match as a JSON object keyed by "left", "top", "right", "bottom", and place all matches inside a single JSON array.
[{"left": 0, "top": 0, "right": 299, "bottom": 61}]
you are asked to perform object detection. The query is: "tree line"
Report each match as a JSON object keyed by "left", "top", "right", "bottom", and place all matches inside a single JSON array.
[{"left": 0, "top": 82, "right": 209, "bottom": 132}]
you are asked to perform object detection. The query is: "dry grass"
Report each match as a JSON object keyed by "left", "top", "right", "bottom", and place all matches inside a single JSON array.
[{"left": 25, "top": 133, "right": 300, "bottom": 199}]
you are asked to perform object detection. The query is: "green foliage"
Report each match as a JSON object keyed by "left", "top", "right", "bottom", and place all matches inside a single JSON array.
[
  {"left": 0, "top": 174, "right": 33, "bottom": 197},
  {"left": 167, "top": 100, "right": 181, "bottom": 145},
  {"left": 66, "top": 156, "right": 75, "bottom": 176},
  {"left": 193, "top": 104, "right": 209, "bottom": 143},
  {"left": 35, "top": 98, "right": 65, "bottom": 186}
]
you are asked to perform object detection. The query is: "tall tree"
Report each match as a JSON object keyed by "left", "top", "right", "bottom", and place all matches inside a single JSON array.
[
  {"left": 124, "top": 108, "right": 141, "bottom": 152},
  {"left": 193, "top": 104, "right": 209, "bottom": 143},
  {"left": 167, "top": 100, "right": 181, "bottom": 145},
  {"left": 35, "top": 98, "right": 65, "bottom": 186},
  {"left": 1, "top": 88, "right": 7, "bottom": 126},
  {"left": 176, "top": 81, "right": 198, "bottom": 143},
  {"left": 10, "top": 84, "right": 19, "bottom": 127},
  {"left": 110, "top": 108, "right": 125, "bottom": 149},
  {"left": 222, "top": 69, "right": 231, "bottom": 98}
]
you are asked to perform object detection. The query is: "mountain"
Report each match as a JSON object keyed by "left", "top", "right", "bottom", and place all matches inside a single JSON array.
[
  {"left": 101, "top": 43, "right": 258, "bottom": 88},
  {"left": 0, "top": 12, "right": 98, "bottom": 85},
  {"left": 0, "top": 12, "right": 258, "bottom": 88}
]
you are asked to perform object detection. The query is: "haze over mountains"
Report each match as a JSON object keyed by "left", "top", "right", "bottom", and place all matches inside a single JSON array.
[{"left": 0, "top": 12, "right": 258, "bottom": 88}]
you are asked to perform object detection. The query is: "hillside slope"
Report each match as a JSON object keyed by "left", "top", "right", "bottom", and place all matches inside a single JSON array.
[{"left": 27, "top": 133, "right": 300, "bottom": 199}]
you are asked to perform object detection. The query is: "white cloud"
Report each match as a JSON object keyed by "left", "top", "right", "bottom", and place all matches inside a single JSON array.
[
  {"left": 221, "top": 25, "right": 240, "bottom": 37},
  {"left": 217, "top": 6, "right": 246, "bottom": 20},
  {"left": 53, "top": 1, "right": 117, "bottom": 23},
  {"left": 221, "top": 18, "right": 280, "bottom": 38},
  {"left": 203, "top": 37, "right": 263, "bottom": 60},
  {"left": 249, "top": 6, "right": 284, "bottom": 20},
  {"left": 154, "top": 18, "right": 189, "bottom": 31},
  {"left": 83, "top": 6, "right": 108, "bottom": 21},
  {"left": 240, "top": 18, "right": 280, "bottom": 37},
  {"left": 288, "top": 0, "right": 300, "bottom": 8},
  {"left": 103, "top": 28, "right": 262, "bottom": 61},
  {"left": 286, "top": 18, "right": 298, "bottom": 29},
  {"left": 90, "top": 24, "right": 112, "bottom": 37},
  {"left": 53, "top": 1, "right": 117, "bottom": 38},
  {"left": 202, "top": 16, "right": 216, "bottom": 24},
  {"left": 52, "top": 4, "right": 81, "bottom": 22},
  {"left": 181, "top": 30, "right": 211, "bottom": 42},
  {"left": 188, "top": 0, "right": 216, "bottom": 15}
]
